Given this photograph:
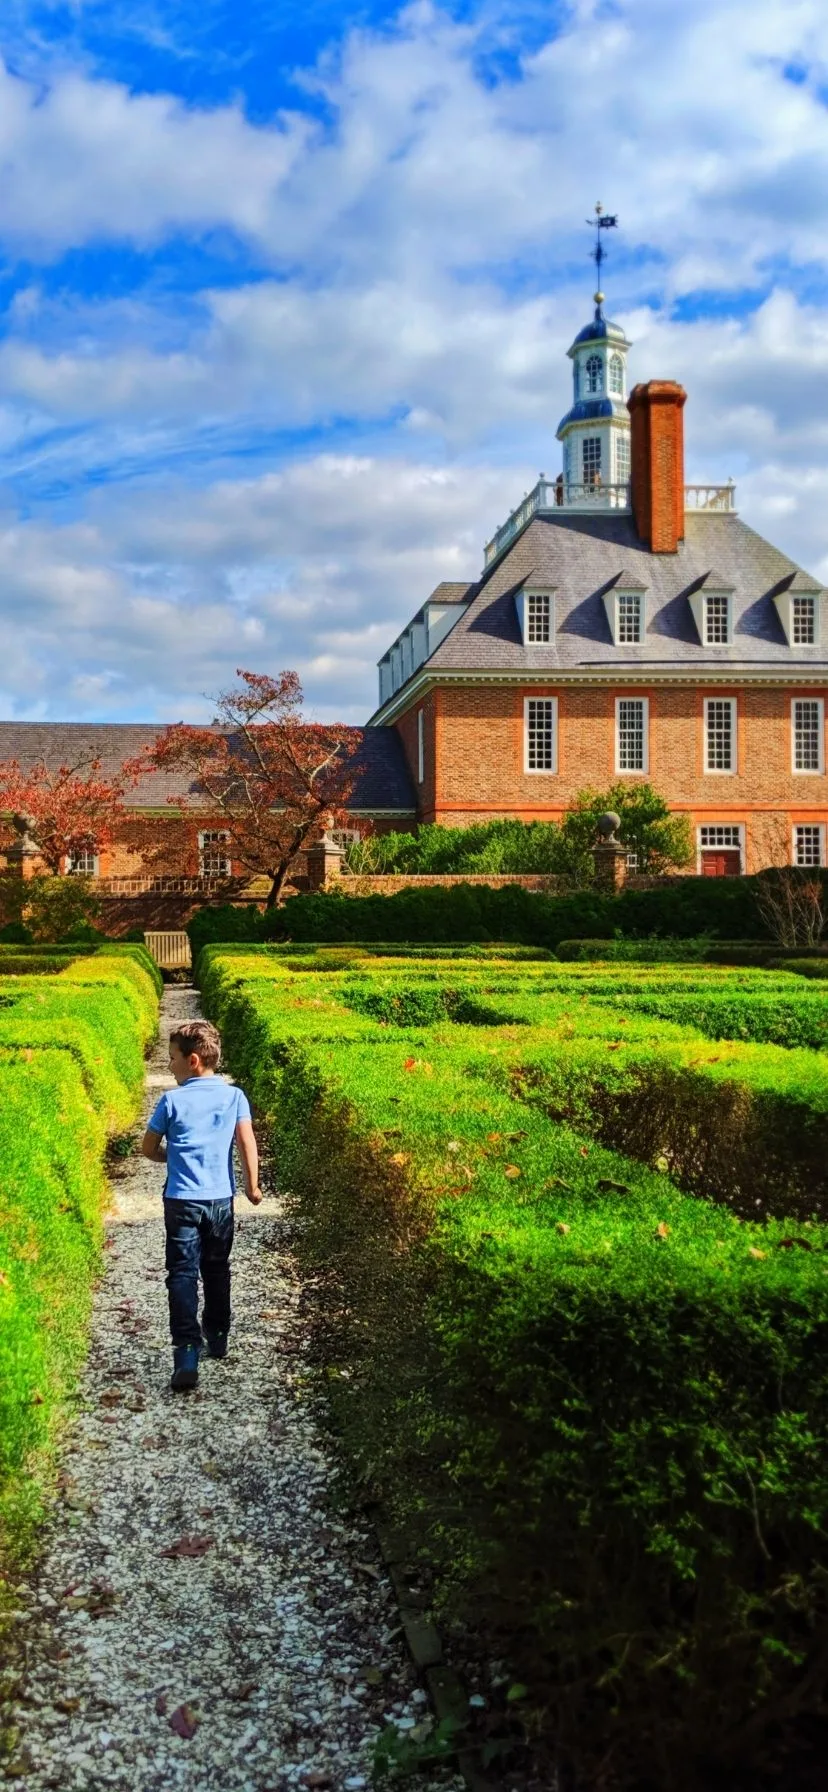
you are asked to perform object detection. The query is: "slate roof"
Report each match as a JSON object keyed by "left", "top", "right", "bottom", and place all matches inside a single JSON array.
[
  {"left": 0, "top": 721, "right": 416, "bottom": 814},
  {"left": 391, "top": 510, "right": 827, "bottom": 689}
]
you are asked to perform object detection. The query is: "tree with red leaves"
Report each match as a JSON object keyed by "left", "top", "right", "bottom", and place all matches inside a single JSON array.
[
  {"left": 130, "top": 669, "right": 363, "bottom": 907},
  {"left": 0, "top": 755, "right": 128, "bottom": 873}
]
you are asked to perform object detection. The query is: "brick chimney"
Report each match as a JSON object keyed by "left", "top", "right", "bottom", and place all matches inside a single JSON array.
[{"left": 628, "top": 380, "right": 687, "bottom": 553}]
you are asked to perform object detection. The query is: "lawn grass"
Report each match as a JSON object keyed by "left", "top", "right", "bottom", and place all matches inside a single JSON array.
[{"left": 201, "top": 943, "right": 828, "bottom": 1790}]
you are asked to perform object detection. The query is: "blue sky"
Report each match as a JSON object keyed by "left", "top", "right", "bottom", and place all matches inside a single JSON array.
[{"left": 0, "top": 0, "right": 827, "bottom": 721}]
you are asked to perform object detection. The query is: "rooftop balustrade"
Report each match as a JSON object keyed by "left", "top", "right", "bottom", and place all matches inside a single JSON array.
[{"left": 483, "top": 477, "right": 737, "bottom": 568}]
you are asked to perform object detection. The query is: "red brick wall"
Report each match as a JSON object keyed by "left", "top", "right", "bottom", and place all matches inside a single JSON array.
[
  {"left": 394, "top": 682, "right": 828, "bottom": 871},
  {"left": 395, "top": 691, "right": 437, "bottom": 821}
]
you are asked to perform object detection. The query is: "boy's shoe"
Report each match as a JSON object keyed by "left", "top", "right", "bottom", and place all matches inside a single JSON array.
[
  {"left": 170, "top": 1345, "right": 200, "bottom": 1391},
  {"left": 202, "top": 1330, "right": 228, "bottom": 1360}
]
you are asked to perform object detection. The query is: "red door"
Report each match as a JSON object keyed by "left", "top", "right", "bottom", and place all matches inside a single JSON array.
[{"left": 701, "top": 850, "right": 741, "bottom": 877}]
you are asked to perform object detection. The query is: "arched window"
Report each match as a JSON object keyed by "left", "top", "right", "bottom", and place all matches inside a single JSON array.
[
  {"left": 609, "top": 353, "right": 624, "bottom": 395},
  {"left": 584, "top": 354, "right": 603, "bottom": 394}
]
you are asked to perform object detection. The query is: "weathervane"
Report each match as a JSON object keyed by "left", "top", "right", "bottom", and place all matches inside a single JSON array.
[{"left": 587, "top": 201, "right": 618, "bottom": 317}]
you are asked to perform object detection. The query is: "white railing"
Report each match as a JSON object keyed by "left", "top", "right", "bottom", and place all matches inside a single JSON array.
[
  {"left": 144, "top": 931, "right": 192, "bottom": 970},
  {"left": 484, "top": 478, "right": 631, "bottom": 567},
  {"left": 684, "top": 483, "right": 736, "bottom": 512}
]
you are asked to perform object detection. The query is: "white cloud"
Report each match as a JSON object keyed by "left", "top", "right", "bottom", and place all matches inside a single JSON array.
[{"left": 0, "top": 1, "right": 826, "bottom": 721}]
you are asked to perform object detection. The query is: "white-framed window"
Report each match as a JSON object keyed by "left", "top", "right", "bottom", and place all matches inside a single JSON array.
[
  {"left": 584, "top": 354, "right": 603, "bottom": 395},
  {"left": 792, "top": 697, "right": 824, "bottom": 773},
  {"left": 609, "top": 353, "right": 624, "bottom": 396},
  {"left": 65, "top": 847, "right": 98, "bottom": 877},
  {"left": 524, "top": 697, "right": 557, "bottom": 773},
  {"left": 703, "top": 594, "right": 731, "bottom": 645},
  {"left": 617, "top": 592, "right": 642, "bottom": 643},
  {"left": 582, "top": 436, "right": 602, "bottom": 485},
  {"left": 527, "top": 592, "right": 551, "bottom": 643},
  {"left": 704, "top": 697, "right": 736, "bottom": 773},
  {"left": 793, "top": 824, "right": 824, "bottom": 868},
  {"left": 417, "top": 707, "right": 425, "bottom": 783},
  {"left": 198, "top": 830, "right": 232, "bottom": 876},
  {"left": 792, "top": 596, "right": 816, "bottom": 645},
  {"left": 625, "top": 848, "right": 639, "bottom": 873},
  {"left": 616, "top": 697, "right": 648, "bottom": 773},
  {"left": 615, "top": 432, "right": 630, "bottom": 485},
  {"left": 330, "top": 827, "right": 361, "bottom": 849}
]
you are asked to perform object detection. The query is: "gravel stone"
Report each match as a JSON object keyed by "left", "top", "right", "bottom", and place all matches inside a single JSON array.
[{"left": 5, "top": 985, "right": 464, "bottom": 1792}]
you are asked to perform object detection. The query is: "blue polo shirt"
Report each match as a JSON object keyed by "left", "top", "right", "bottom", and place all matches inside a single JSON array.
[{"left": 147, "top": 1075, "right": 252, "bottom": 1202}]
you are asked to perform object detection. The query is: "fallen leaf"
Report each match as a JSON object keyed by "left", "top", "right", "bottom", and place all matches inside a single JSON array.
[
  {"left": 299, "top": 1774, "right": 333, "bottom": 1789},
  {"left": 446, "top": 1140, "right": 460, "bottom": 1153},
  {"left": 748, "top": 1247, "right": 766, "bottom": 1261},
  {"left": 30, "top": 1389, "right": 44, "bottom": 1405},
  {"left": 487, "top": 1131, "right": 502, "bottom": 1142},
  {"left": 53, "top": 1698, "right": 81, "bottom": 1715},
  {"left": 606, "top": 1042, "right": 623, "bottom": 1051},
  {"left": 403, "top": 1057, "right": 418, "bottom": 1071},
  {"left": 159, "top": 1535, "right": 215, "bottom": 1559},
  {"left": 388, "top": 1151, "right": 410, "bottom": 1167},
  {"left": 655, "top": 1222, "right": 670, "bottom": 1240},
  {"left": 168, "top": 1703, "right": 199, "bottom": 1740},
  {"left": 655, "top": 1155, "right": 670, "bottom": 1173},
  {"left": 154, "top": 1692, "right": 168, "bottom": 1716},
  {"left": 555, "top": 1222, "right": 571, "bottom": 1235},
  {"left": 579, "top": 1147, "right": 590, "bottom": 1157},
  {"left": 504, "top": 1165, "right": 522, "bottom": 1180}
]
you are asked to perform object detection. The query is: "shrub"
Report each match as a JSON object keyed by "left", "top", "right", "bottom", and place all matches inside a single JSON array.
[
  {"left": 0, "top": 949, "right": 159, "bottom": 1577},
  {"left": 202, "top": 945, "right": 828, "bottom": 1789}
]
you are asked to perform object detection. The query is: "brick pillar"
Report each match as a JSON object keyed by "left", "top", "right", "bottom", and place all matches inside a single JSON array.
[
  {"left": 628, "top": 380, "right": 687, "bottom": 553},
  {"left": 592, "top": 842, "right": 628, "bottom": 894},
  {"left": 306, "top": 836, "right": 344, "bottom": 891}
]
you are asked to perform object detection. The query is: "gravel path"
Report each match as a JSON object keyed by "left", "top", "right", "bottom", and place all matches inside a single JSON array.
[{"left": 3, "top": 985, "right": 463, "bottom": 1792}]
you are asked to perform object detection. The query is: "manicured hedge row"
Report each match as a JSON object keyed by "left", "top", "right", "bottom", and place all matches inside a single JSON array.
[
  {"left": 201, "top": 946, "right": 828, "bottom": 1789},
  {"left": 0, "top": 947, "right": 159, "bottom": 1578},
  {"left": 189, "top": 870, "right": 793, "bottom": 959}
]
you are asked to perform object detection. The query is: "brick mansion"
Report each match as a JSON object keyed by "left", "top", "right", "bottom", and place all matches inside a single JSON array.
[{"left": 3, "top": 278, "right": 828, "bottom": 895}]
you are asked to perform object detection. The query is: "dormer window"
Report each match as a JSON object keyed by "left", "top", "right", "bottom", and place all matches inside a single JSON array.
[
  {"left": 603, "top": 576, "right": 647, "bottom": 646},
  {"left": 584, "top": 354, "right": 603, "bottom": 395},
  {"left": 703, "top": 593, "right": 731, "bottom": 645},
  {"left": 515, "top": 586, "right": 555, "bottom": 644},
  {"left": 527, "top": 592, "right": 551, "bottom": 642},
  {"left": 609, "top": 353, "right": 624, "bottom": 396},
  {"left": 617, "top": 593, "right": 642, "bottom": 643},
  {"left": 792, "top": 596, "right": 816, "bottom": 645}
]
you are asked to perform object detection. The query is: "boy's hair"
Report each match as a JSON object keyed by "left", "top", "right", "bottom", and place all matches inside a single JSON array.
[{"left": 169, "top": 1020, "right": 222, "bottom": 1069}]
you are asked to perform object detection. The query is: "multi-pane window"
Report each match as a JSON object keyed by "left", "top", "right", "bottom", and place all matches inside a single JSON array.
[
  {"left": 615, "top": 432, "right": 630, "bottom": 486},
  {"left": 792, "top": 698, "right": 823, "bottom": 772},
  {"left": 703, "top": 594, "right": 730, "bottom": 645},
  {"left": 584, "top": 354, "right": 603, "bottom": 394},
  {"left": 199, "top": 830, "right": 231, "bottom": 876},
  {"left": 582, "top": 436, "right": 602, "bottom": 485},
  {"left": 609, "top": 353, "right": 624, "bottom": 396},
  {"left": 417, "top": 707, "right": 424, "bottom": 783},
  {"left": 616, "top": 698, "right": 647, "bottom": 772},
  {"left": 794, "top": 825, "right": 823, "bottom": 868},
  {"left": 700, "top": 825, "right": 741, "bottom": 849},
  {"left": 792, "top": 597, "right": 816, "bottom": 645},
  {"left": 704, "top": 698, "right": 736, "bottom": 772},
  {"left": 331, "top": 828, "right": 361, "bottom": 848},
  {"left": 617, "top": 593, "right": 641, "bottom": 643},
  {"left": 525, "top": 698, "right": 557, "bottom": 773},
  {"left": 66, "top": 848, "right": 97, "bottom": 876},
  {"left": 527, "top": 592, "right": 551, "bottom": 642}
]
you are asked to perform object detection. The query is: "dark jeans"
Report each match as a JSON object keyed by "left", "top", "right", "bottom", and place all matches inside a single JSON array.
[{"left": 163, "top": 1198, "right": 234, "bottom": 1349}]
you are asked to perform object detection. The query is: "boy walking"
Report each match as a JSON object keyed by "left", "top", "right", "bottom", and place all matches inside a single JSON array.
[{"left": 141, "top": 1019, "right": 262, "bottom": 1391}]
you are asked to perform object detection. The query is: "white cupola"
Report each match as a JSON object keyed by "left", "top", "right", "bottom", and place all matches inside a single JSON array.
[{"left": 556, "top": 296, "right": 632, "bottom": 498}]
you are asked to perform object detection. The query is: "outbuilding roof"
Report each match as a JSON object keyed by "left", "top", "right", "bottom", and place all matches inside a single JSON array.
[{"left": 0, "top": 722, "right": 417, "bottom": 814}]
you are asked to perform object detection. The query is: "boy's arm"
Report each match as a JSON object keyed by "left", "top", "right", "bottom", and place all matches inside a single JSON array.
[
  {"left": 235, "top": 1118, "right": 263, "bottom": 1205},
  {"left": 140, "top": 1126, "right": 167, "bottom": 1163}
]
